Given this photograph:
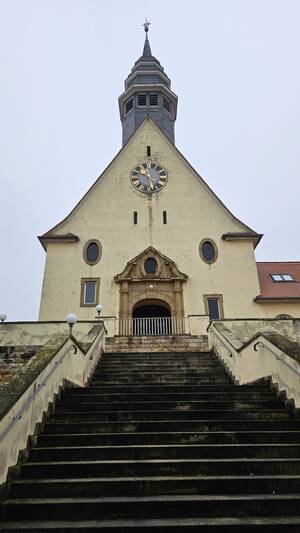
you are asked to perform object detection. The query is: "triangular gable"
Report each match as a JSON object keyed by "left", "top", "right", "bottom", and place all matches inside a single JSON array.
[
  {"left": 114, "top": 246, "right": 188, "bottom": 282},
  {"left": 38, "top": 117, "right": 261, "bottom": 248}
]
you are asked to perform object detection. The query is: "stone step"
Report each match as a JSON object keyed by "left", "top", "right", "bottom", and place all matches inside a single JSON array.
[
  {"left": 2, "top": 494, "right": 300, "bottom": 521},
  {"left": 61, "top": 392, "right": 280, "bottom": 403},
  {"left": 92, "top": 370, "right": 228, "bottom": 378},
  {"left": 66, "top": 384, "right": 273, "bottom": 394},
  {"left": 42, "top": 419, "right": 300, "bottom": 434},
  {"left": 36, "top": 431, "right": 300, "bottom": 447},
  {"left": 105, "top": 347, "right": 210, "bottom": 353},
  {"left": 10, "top": 475, "right": 300, "bottom": 498},
  {"left": 105, "top": 337, "right": 208, "bottom": 345},
  {"left": 101, "top": 352, "right": 213, "bottom": 359},
  {"left": 54, "top": 400, "right": 286, "bottom": 412},
  {"left": 49, "top": 409, "right": 292, "bottom": 422},
  {"left": 90, "top": 378, "right": 232, "bottom": 385},
  {"left": 1, "top": 517, "right": 300, "bottom": 531},
  {"left": 27, "top": 444, "right": 300, "bottom": 462},
  {"left": 95, "top": 364, "right": 222, "bottom": 371},
  {"left": 18, "top": 460, "right": 300, "bottom": 479}
]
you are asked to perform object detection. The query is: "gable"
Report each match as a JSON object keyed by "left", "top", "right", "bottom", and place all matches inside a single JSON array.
[{"left": 38, "top": 117, "right": 261, "bottom": 249}]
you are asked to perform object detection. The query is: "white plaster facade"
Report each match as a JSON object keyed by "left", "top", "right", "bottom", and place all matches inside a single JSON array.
[{"left": 38, "top": 119, "right": 300, "bottom": 323}]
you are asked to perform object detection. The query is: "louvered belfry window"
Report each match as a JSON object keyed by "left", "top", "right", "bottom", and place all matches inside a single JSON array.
[
  {"left": 138, "top": 94, "right": 147, "bottom": 106},
  {"left": 150, "top": 94, "right": 158, "bottom": 106}
]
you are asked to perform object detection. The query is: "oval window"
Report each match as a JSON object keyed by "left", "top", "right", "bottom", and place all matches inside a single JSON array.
[
  {"left": 144, "top": 257, "right": 158, "bottom": 274},
  {"left": 84, "top": 240, "right": 101, "bottom": 265},
  {"left": 200, "top": 239, "right": 217, "bottom": 264}
]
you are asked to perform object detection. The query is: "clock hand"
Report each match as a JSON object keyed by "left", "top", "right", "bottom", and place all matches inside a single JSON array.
[{"left": 148, "top": 174, "right": 155, "bottom": 190}]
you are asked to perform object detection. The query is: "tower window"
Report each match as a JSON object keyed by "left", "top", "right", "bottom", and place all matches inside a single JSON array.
[
  {"left": 150, "top": 94, "right": 158, "bottom": 106},
  {"left": 163, "top": 211, "right": 167, "bottom": 224},
  {"left": 163, "top": 96, "right": 172, "bottom": 113},
  {"left": 133, "top": 211, "right": 138, "bottom": 225},
  {"left": 124, "top": 98, "right": 133, "bottom": 114},
  {"left": 80, "top": 278, "right": 100, "bottom": 307},
  {"left": 137, "top": 94, "right": 147, "bottom": 106},
  {"left": 147, "top": 146, "right": 151, "bottom": 157}
]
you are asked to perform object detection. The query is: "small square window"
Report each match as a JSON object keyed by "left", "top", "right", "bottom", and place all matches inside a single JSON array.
[
  {"left": 150, "top": 94, "right": 158, "bottom": 106},
  {"left": 81, "top": 278, "right": 100, "bottom": 306},
  {"left": 271, "top": 275, "right": 283, "bottom": 282},
  {"left": 282, "top": 274, "right": 294, "bottom": 281},
  {"left": 137, "top": 94, "right": 147, "bottom": 106}
]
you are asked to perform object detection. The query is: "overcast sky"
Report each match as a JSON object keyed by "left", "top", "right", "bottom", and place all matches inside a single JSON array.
[{"left": 0, "top": 0, "right": 299, "bottom": 321}]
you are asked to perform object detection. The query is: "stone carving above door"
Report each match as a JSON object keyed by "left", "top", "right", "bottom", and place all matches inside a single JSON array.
[
  {"left": 115, "top": 247, "right": 188, "bottom": 319},
  {"left": 114, "top": 246, "right": 188, "bottom": 282}
]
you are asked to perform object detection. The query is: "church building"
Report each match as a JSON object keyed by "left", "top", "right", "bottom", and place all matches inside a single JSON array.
[
  {"left": 37, "top": 23, "right": 300, "bottom": 330},
  {"left": 1, "top": 22, "right": 300, "bottom": 530}
]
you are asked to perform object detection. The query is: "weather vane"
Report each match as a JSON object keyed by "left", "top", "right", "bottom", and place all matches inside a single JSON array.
[{"left": 143, "top": 18, "right": 151, "bottom": 33}]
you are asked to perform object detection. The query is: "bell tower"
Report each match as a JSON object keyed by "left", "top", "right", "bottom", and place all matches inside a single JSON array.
[{"left": 118, "top": 20, "right": 178, "bottom": 146}]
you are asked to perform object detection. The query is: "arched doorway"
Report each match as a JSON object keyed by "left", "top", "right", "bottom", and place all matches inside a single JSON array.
[
  {"left": 133, "top": 300, "right": 171, "bottom": 319},
  {"left": 132, "top": 299, "right": 172, "bottom": 335},
  {"left": 115, "top": 247, "right": 188, "bottom": 335}
]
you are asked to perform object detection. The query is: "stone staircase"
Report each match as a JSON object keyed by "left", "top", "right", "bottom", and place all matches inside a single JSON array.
[
  {"left": 105, "top": 334, "right": 209, "bottom": 353},
  {"left": 1, "top": 349, "right": 300, "bottom": 530}
]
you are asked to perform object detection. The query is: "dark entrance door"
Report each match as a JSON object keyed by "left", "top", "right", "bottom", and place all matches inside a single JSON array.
[{"left": 132, "top": 303, "right": 171, "bottom": 335}]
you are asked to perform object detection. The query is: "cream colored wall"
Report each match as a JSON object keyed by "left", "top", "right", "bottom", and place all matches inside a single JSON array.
[
  {"left": 255, "top": 303, "right": 300, "bottom": 318},
  {"left": 209, "top": 324, "right": 300, "bottom": 407},
  {"left": 39, "top": 119, "right": 299, "bottom": 321}
]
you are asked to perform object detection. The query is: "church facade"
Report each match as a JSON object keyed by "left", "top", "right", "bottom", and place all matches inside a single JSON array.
[{"left": 38, "top": 26, "right": 300, "bottom": 328}]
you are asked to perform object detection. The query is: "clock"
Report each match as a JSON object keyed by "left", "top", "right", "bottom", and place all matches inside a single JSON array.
[{"left": 130, "top": 161, "right": 168, "bottom": 194}]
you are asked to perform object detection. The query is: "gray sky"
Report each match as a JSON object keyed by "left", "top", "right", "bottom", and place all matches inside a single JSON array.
[{"left": 0, "top": 0, "right": 299, "bottom": 321}]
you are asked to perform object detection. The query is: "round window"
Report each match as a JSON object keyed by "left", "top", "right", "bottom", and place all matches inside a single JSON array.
[
  {"left": 144, "top": 257, "right": 158, "bottom": 274},
  {"left": 200, "top": 239, "right": 217, "bottom": 264},
  {"left": 84, "top": 240, "right": 101, "bottom": 265}
]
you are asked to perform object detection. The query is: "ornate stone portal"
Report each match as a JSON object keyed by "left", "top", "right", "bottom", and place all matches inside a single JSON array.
[{"left": 114, "top": 246, "right": 188, "bottom": 319}]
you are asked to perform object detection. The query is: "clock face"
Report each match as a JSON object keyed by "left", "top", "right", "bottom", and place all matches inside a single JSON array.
[{"left": 130, "top": 161, "right": 168, "bottom": 194}]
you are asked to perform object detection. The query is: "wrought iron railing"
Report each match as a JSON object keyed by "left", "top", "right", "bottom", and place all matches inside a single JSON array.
[{"left": 118, "top": 317, "right": 187, "bottom": 336}]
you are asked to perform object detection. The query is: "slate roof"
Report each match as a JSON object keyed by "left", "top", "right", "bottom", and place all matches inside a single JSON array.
[{"left": 256, "top": 262, "right": 300, "bottom": 300}]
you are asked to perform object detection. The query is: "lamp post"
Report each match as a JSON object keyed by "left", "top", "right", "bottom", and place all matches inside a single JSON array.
[
  {"left": 66, "top": 313, "right": 77, "bottom": 337},
  {"left": 95, "top": 304, "right": 103, "bottom": 320}
]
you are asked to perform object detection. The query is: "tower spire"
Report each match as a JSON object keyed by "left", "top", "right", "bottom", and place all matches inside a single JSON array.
[
  {"left": 119, "top": 21, "right": 178, "bottom": 145},
  {"left": 142, "top": 18, "right": 152, "bottom": 57}
]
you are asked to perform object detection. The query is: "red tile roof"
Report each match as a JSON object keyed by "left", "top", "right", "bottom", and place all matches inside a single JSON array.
[{"left": 256, "top": 262, "right": 300, "bottom": 300}]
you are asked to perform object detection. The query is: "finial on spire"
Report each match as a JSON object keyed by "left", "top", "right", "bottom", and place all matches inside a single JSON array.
[
  {"left": 142, "top": 18, "right": 152, "bottom": 57},
  {"left": 143, "top": 18, "right": 151, "bottom": 33}
]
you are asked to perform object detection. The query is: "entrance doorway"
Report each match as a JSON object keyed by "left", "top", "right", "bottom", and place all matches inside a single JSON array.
[
  {"left": 133, "top": 304, "right": 171, "bottom": 319},
  {"left": 132, "top": 300, "right": 172, "bottom": 335}
]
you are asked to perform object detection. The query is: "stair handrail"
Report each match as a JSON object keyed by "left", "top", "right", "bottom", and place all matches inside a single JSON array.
[
  {"left": 209, "top": 324, "right": 236, "bottom": 359},
  {"left": 209, "top": 321, "right": 300, "bottom": 407},
  {"left": 0, "top": 325, "right": 106, "bottom": 484},
  {"left": 254, "top": 340, "right": 300, "bottom": 380},
  {"left": 0, "top": 343, "right": 77, "bottom": 443}
]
